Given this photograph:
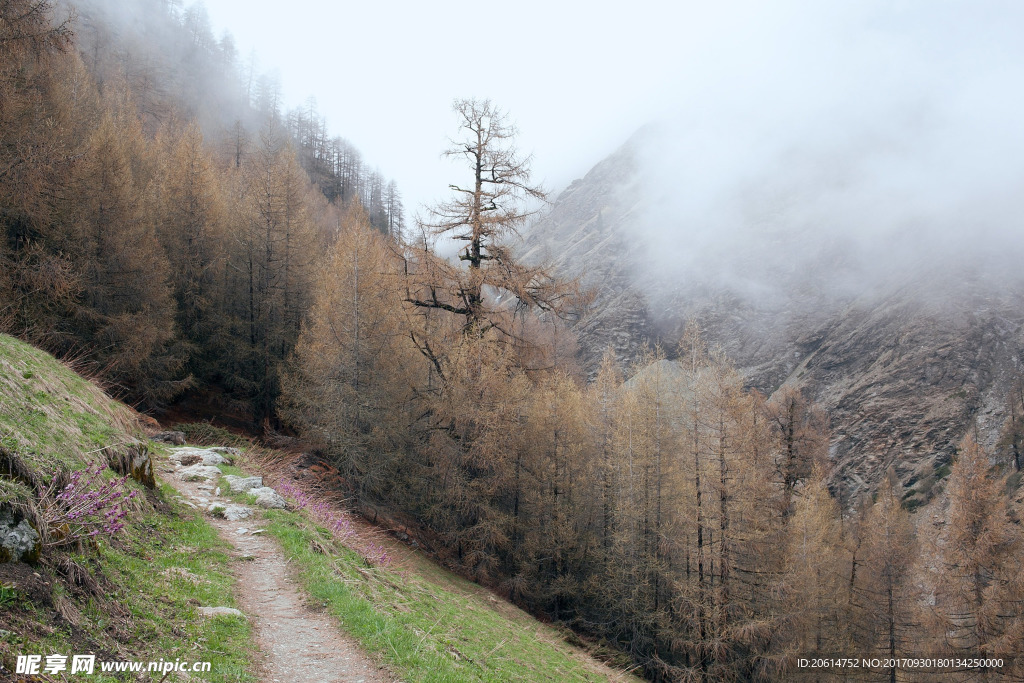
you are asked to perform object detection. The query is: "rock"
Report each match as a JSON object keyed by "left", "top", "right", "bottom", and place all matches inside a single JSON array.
[
  {"left": 207, "top": 503, "right": 252, "bottom": 521},
  {"left": 235, "top": 528, "right": 249, "bottom": 535},
  {"left": 249, "top": 487, "right": 286, "bottom": 509},
  {"left": 197, "top": 606, "right": 246, "bottom": 619},
  {"left": 177, "top": 453, "right": 202, "bottom": 466},
  {"left": 210, "top": 447, "right": 241, "bottom": 462},
  {"left": 178, "top": 464, "right": 222, "bottom": 482},
  {"left": 127, "top": 444, "right": 156, "bottom": 488},
  {"left": 105, "top": 443, "right": 155, "bottom": 489},
  {"left": 151, "top": 431, "right": 186, "bottom": 446},
  {"left": 168, "top": 447, "right": 230, "bottom": 467},
  {"left": 222, "top": 475, "right": 263, "bottom": 493},
  {"left": 0, "top": 507, "right": 41, "bottom": 564}
]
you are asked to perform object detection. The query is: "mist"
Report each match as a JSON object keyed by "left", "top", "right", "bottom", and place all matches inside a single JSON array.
[{"left": 630, "top": 0, "right": 1024, "bottom": 308}]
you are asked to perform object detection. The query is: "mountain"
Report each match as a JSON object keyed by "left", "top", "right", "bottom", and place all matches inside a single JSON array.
[{"left": 521, "top": 132, "right": 1024, "bottom": 502}]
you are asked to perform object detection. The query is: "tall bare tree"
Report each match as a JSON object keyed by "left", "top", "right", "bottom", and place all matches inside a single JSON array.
[{"left": 405, "top": 98, "right": 572, "bottom": 339}]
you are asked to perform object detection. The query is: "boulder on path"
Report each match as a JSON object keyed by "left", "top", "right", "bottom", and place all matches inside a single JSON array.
[
  {"left": 207, "top": 503, "right": 253, "bottom": 521},
  {"left": 222, "top": 475, "right": 263, "bottom": 492},
  {"left": 250, "top": 487, "right": 286, "bottom": 509},
  {"left": 169, "top": 447, "right": 231, "bottom": 467},
  {"left": 150, "top": 431, "right": 186, "bottom": 446},
  {"left": 178, "top": 464, "right": 222, "bottom": 482}
]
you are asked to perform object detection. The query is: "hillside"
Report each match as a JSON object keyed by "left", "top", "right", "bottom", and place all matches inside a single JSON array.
[
  {"left": 521, "top": 134, "right": 1024, "bottom": 501},
  {"left": 0, "top": 333, "right": 257, "bottom": 680},
  {"left": 1, "top": 0, "right": 403, "bottom": 422},
  {"left": 0, "top": 333, "right": 635, "bottom": 682}
]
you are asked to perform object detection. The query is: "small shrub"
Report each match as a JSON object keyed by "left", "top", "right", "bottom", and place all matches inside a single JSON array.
[
  {"left": 0, "top": 582, "right": 19, "bottom": 607},
  {"left": 175, "top": 423, "right": 249, "bottom": 448},
  {"left": 38, "top": 462, "right": 138, "bottom": 549},
  {"left": 275, "top": 481, "right": 391, "bottom": 567}
]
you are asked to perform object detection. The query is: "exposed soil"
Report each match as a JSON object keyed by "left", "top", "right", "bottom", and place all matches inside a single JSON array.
[{"left": 166, "top": 469, "right": 397, "bottom": 683}]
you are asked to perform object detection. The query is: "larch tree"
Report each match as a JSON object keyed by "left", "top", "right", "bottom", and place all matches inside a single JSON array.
[
  {"left": 852, "top": 469, "right": 919, "bottom": 682},
  {"left": 421, "top": 335, "right": 533, "bottom": 582},
  {"left": 68, "top": 93, "right": 179, "bottom": 405},
  {"left": 223, "top": 119, "right": 317, "bottom": 418},
  {"left": 930, "top": 434, "right": 1024, "bottom": 666},
  {"left": 155, "top": 119, "right": 226, "bottom": 380},
  {"left": 590, "top": 348, "right": 623, "bottom": 556},
  {"left": 765, "top": 385, "right": 829, "bottom": 518},
  {"left": 280, "top": 199, "right": 414, "bottom": 500},
  {"left": 0, "top": 0, "right": 83, "bottom": 339},
  {"left": 998, "top": 377, "right": 1024, "bottom": 472},
  {"left": 405, "top": 98, "right": 572, "bottom": 343},
  {"left": 518, "top": 369, "right": 595, "bottom": 617},
  {"left": 776, "top": 468, "right": 852, "bottom": 677}
]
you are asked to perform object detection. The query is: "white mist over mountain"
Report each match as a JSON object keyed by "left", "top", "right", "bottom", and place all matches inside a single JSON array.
[{"left": 631, "top": 1, "right": 1024, "bottom": 303}]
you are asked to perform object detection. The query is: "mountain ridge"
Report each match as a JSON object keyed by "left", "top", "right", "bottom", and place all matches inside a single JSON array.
[{"left": 522, "top": 131, "right": 1024, "bottom": 500}]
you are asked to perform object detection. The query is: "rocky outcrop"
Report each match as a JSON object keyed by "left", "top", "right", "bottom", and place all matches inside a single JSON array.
[
  {"left": 222, "top": 475, "right": 263, "bottom": 493},
  {"left": 178, "top": 464, "right": 223, "bottom": 482},
  {"left": 249, "top": 487, "right": 286, "bottom": 509},
  {"left": 151, "top": 431, "right": 186, "bottom": 446},
  {"left": 168, "top": 447, "right": 233, "bottom": 467},
  {"left": 207, "top": 503, "right": 253, "bottom": 521},
  {"left": 519, "top": 132, "right": 655, "bottom": 374},
  {"left": 106, "top": 443, "right": 156, "bottom": 489},
  {"left": 197, "top": 606, "right": 246, "bottom": 618},
  {"left": 0, "top": 507, "right": 40, "bottom": 564}
]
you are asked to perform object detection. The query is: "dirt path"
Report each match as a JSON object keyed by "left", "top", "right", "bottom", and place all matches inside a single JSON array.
[{"left": 164, "top": 465, "right": 396, "bottom": 683}]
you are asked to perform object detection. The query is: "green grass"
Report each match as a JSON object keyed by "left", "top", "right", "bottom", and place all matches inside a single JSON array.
[
  {"left": 262, "top": 509, "right": 620, "bottom": 682},
  {"left": 1, "top": 484, "right": 258, "bottom": 682},
  {"left": 0, "top": 334, "right": 259, "bottom": 681},
  {"left": 0, "top": 583, "right": 18, "bottom": 607},
  {"left": 0, "top": 333, "right": 142, "bottom": 486}
]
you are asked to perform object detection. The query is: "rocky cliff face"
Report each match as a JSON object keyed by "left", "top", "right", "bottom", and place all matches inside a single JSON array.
[{"left": 521, "top": 135, "right": 1024, "bottom": 502}]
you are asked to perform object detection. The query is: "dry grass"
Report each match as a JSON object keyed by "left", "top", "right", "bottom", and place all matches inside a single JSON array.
[{"left": 0, "top": 334, "right": 145, "bottom": 480}]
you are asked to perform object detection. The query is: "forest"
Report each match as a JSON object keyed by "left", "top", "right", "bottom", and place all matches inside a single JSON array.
[{"left": 3, "top": 0, "right": 1024, "bottom": 680}]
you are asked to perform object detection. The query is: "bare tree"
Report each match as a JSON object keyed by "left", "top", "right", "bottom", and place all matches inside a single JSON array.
[{"left": 406, "top": 98, "right": 572, "bottom": 338}]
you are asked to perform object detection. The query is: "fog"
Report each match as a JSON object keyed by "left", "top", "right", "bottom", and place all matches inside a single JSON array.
[
  {"left": 631, "top": 1, "right": 1024, "bottom": 305},
  {"left": 198, "top": 0, "right": 702, "bottom": 215},
  {"left": 77, "top": 0, "right": 1024, "bottom": 300}
]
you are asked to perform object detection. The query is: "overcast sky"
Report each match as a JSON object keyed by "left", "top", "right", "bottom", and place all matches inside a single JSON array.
[
  {"left": 199, "top": 0, "right": 1024, "bottom": 242},
  {"left": 198, "top": 0, "right": 747, "bottom": 213}
]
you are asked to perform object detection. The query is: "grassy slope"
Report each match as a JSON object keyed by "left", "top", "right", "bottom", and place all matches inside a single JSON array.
[
  {"left": 0, "top": 333, "right": 635, "bottom": 681},
  {"left": 217, "top": 456, "right": 639, "bottom": 683},
  {"left": 266, "top": 514, "right": 632, "bottom": 682},
  {"left": 0, "top": 334, "right": 256, "bottom": 681}
]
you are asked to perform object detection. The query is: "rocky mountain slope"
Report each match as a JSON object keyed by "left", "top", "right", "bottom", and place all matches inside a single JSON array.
[{"left": 521, "top": 134, "right": 1024, "bottom": 501}]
